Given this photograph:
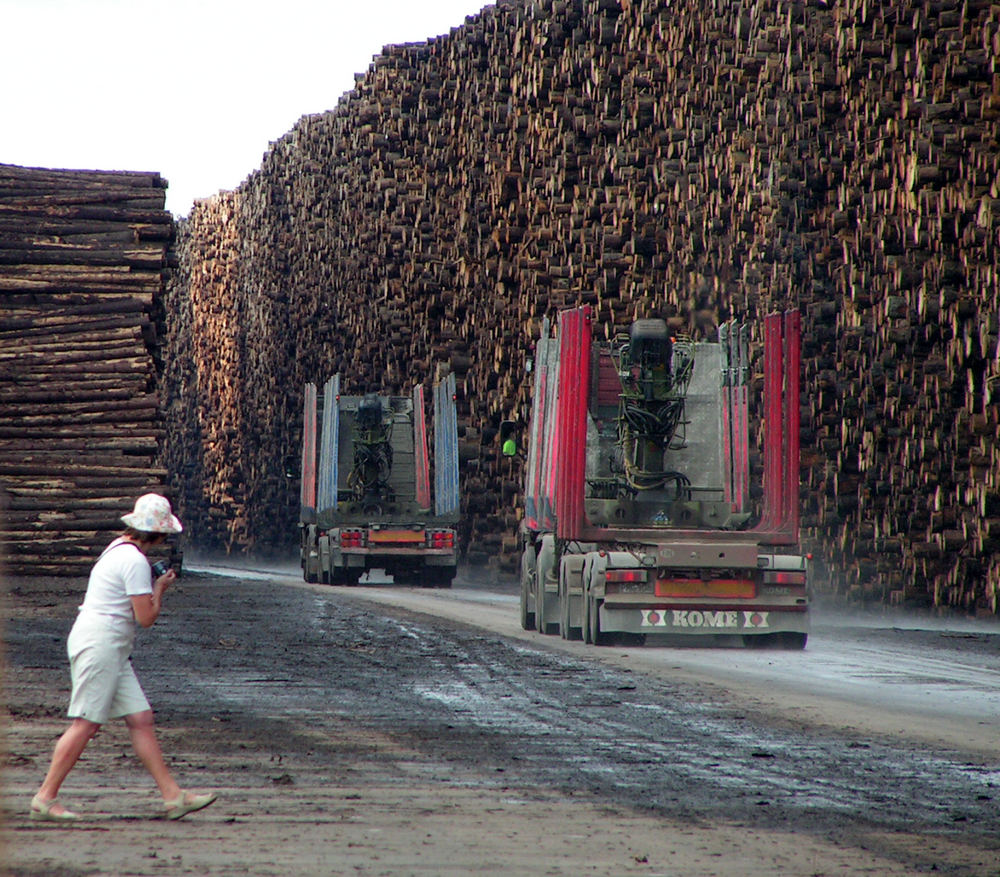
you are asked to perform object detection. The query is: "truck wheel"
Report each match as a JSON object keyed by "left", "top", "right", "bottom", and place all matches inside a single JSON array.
[
  {"left": 589, "top": 596, "right": 608, "bottom": 646},
  {"left": 302, "top": 527, "right": 319, "bottom": 583},
  {"left": 519, "top": 546, "right": 536, "bottom": 631},
  {"left": 536, "top": 577, "right": 548, "bottom": 633},
  {"left": 559, "top": 576, "right": 581, "bottom": 641},
  {"left": 559, "top": 562, "right": 582, "bottom": 641},
  {"left": 559, "top": 581, "right": 569, "bottom": 640},
  {"left": 330, "top": 567, "right": 355, "bottom": 586},
  {"left": 535, "top": 537, "right": 556, "bottom": 635},
  {"left": 742, "top": 632, "right": 807, "bottom": 650},
  {"left": 778, "top": 632, "right": 807, "bottom": 650},
  {"left": 580, "top": 559, "right": 593, "bottom": 644},
  {"left": 433, "top": 570, "right": 455, "bottom": 589}
]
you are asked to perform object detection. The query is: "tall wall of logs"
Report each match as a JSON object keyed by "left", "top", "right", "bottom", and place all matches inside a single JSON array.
[
  {"left": 165, "top": 0, "right": 1000, "bottom": 611},
  {"left": 0, "top": 164, "right": 176, "bottom": 575}
]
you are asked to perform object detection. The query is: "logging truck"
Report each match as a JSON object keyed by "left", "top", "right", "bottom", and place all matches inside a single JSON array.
[
  {"left": 299, "top": 374, "right": 460, "bottom": 587},
  {"left": 514, "top": 306, "right": 810, "bottom": 648}
]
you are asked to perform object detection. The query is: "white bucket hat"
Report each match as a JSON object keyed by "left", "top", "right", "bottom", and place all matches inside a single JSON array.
[{"left": 121, "top": 493, "right": 183, "bottom": 534}]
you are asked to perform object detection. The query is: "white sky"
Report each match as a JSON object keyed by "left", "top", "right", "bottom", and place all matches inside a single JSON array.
[{"left": 2, "top": 0, "right": 490, "bottom": 217}]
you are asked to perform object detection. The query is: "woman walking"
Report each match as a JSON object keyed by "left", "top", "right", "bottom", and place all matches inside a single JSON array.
[{"left": 30, "top": 493, "right": 216, "bottom": 822}]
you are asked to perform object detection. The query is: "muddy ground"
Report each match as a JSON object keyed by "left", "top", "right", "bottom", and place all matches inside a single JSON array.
[{"left": 4, "top": 569, "right": 1000, "bottom": 876}]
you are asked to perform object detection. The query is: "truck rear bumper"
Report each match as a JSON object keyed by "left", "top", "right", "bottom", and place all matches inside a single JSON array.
[
  {"left": 339, "top": 547, "right": 456, "bottom": 556},
  {"left": 600, "top": 602, "right": 808, "bottom": 635},
  {"left": 337, "top": 548, "right": 456, "bottom": 570}
]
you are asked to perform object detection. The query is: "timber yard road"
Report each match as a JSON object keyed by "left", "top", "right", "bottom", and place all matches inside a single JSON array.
[{"left": 5, "top": 561, "right": 1000, "bottom": 876}]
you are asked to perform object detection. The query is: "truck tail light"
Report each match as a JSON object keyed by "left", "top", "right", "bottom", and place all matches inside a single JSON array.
[
  {"left": 340, "top": 529, "right": 365, "bottom": 548},
  {"left": 605, "top": 569, "right": 647, "bottom": 583},
  {"left": 427, "top": 529, "right": 455, "bottom": 548}
]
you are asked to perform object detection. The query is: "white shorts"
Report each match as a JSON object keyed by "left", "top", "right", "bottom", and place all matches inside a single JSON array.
[{"left": 67, "top": 611, "right": 150, "bottom": 724}]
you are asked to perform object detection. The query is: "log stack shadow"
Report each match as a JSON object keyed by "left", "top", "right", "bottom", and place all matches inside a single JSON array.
[
  {"left": 0, "top": 164, "right": 176, "bottom": 575},
  {"left": 165, "top": 0, "right": 998, "bottom": 610}
]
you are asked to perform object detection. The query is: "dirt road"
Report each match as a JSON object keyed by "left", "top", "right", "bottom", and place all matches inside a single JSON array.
[{"left": 5, "top": 566, "right": 1000, "bottom": 876}]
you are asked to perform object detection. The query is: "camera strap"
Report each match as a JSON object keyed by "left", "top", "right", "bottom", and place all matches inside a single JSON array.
[{"left": 97, "top": 538, "right": 141, "bottom": 562}]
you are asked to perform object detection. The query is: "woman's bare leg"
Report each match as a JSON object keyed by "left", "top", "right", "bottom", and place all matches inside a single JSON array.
[
  {"left": 35, "top": 718, "right": 101, "bottom": 813},
  {"left": 124, "top": 710, "right": 181, "bottom": 802}
]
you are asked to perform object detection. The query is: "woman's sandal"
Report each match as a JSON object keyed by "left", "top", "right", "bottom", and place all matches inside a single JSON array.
[
  {"left": 164, "top": 790, "right": 217, "bottom": 820},
  {"left": 30, "top": 794, "right": 80, "bottom": 822}
]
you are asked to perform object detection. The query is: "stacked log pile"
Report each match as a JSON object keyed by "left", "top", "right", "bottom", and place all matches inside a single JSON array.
[
  {"left": 167, "top": 0, "right": 1000, "bottom": 611},
  {"left": 0, "top": 164, "right": 177, "bottom": 575},
  {"left": 160, "top": 194, "right": 249, "bottom": 553},
  {"left": 803, "top": 0, "right": 1000, "bottom": 608}
]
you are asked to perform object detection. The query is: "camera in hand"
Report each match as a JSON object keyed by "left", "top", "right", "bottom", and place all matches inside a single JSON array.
[{"left": 151, "top": 560, "right": 170, "bottom": 578}]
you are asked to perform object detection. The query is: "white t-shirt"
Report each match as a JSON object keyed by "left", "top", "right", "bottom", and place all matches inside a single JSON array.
[{"left": 79, "top": 538, "right": 153, "bottom": 620}]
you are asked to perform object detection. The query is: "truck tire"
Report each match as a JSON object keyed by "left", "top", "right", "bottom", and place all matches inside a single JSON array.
[
  {"left": 535, "top": 536, "right": 556, "bottom": 635},
  {"left": 536, "top": 577, "right": 548, "bottom": 633},
  {"left": 519, "top": 545, "right": 536, "bottom": 631},
  {"left": 743, "top": 632, "right": 807, "bottom": 650},
  {"left": 330, "top": 567, "right": 356, "bottom": 586},
  {"left": 432, "top": 569, "right": 455, "bottom": 589},
  {"left": 302, "top": 526, "right": 319, "bottom": 583},
  {"left": 559, "top": 582, "right": 569, "bottom": 640},
  {"left": 588, "top": 595, "right": 608, "bottom": 646},
  {"left": 559, "top": 569, "right": 582, "bottom": 641},
  {"left": 581, "top": 564, "right": 595, "bottom": 644}
]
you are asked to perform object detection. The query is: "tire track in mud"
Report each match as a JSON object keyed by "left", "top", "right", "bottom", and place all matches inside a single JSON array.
[
  {"left": 393, "top": 623, "right": 998, "bottom": 834},
  {"left": 123, "top": 575, "right": 1000, "bottom": 850}
]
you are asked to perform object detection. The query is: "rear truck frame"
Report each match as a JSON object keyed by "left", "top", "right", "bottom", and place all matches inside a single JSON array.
[
  {"left": 517, "top": 306, "right": 809, "bottom": 648},
  {"left": 299, "top": 374, "right": 460, "bottom": 587}
]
